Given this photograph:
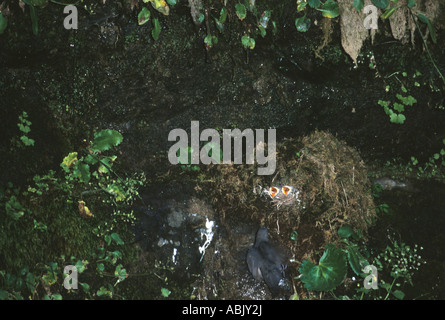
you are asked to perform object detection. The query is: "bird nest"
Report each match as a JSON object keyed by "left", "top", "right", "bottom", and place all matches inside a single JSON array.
[{"left": 204, "top": 130, "right": 377, "bottom": 246}]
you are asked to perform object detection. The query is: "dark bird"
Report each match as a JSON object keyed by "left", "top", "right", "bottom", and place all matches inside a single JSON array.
[{"left": 247, "top": 227, "right": 288, "bottom": 296}]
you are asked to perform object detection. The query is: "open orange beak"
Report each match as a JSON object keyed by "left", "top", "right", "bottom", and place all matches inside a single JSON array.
[{"left": 269, "top": 187, "right": 279, "bottom": 198}]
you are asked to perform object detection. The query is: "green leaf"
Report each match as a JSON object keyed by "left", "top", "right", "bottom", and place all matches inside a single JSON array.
[
  {"left": 74, "top": 260, "right": 88, "bottom": 273},
  {"left": 308, "top": 0, "right": 321, "bottom": 9},
  {"left": 114, "top": 264, "right": 127, "bottom": 283},
  {"left": 299, "top": 243, "right": 347, "bottom": 291},
  {"left": 392, "top": 289, "right": 405, "bottom": 300},
  {"left": 389, "top": 113, "right": 406, "bottom": 124},
  {"left": 258, "top": 25, "right": 266, "bottom": 38},
  {"left": 297, "top": 1, "right": 307, "bottom": 11},
  {"left": 152, "top": 18, "right": 161, "bottom": 41},
  {"left": 51, "top": 293, "right": 62, "bottom": 300},
  {"left": 0, "top": 289, "right": 8, "bottom": 299},
  {"left": 241, "top": 35, "right": 255, "bottom": 50},
  {"left": 416, "top": 13, "right": 429, "bottom": 24},
  {"left": 219, "top": 7, "right": 227, "bottom": 23},
  {"left": 290, "top": 230, "right": 298, "bottom": 242},
  {"left": 393, "top": 102, "right": 405, "bottom": 112},
  {"left": 396, "top": 94, "right": 417, "bottom": 106},
  {"left": 371, "top": 0, "right": 389, "bottom": 9},
  {"left": 29, "top": 5, "right": 38, "bottom": 35},
  {"left": 416, "top": 13, "right": 436, "bottom": 43},
  {"left": 381, "top": 6, "right": 401, "bottom": 19},
  {"left": 111, "top": 233, "right": 124, "bottom": 245},
  {"left": 138, "top": 7, "right": 151, "bottom": 25},
  {"left": 166, "top": 0, "right": 176, "bottom": 5},
  {"left": 235, "top": 3, "right": 247, "bottom": 20},
  {"left": 91, "top": 129, "right": 123, "bottom": 152},
  {"left": 346, "top": 244, "right": 369, "bottom": 275},
  {"left": 295, "top": 15, "right": 311, "bottom": 32},
  {"left": 407, "top": 0, "right": 416, "bottom": 8},
  {"left": 106, "top": 183, "right": 127, "bottom": 201},
  {"left": 0, "top": 13, "right": 7, "bottom": 34},
  {"left": 73, "top": 162, "right": 90, "bottom": 183},
  {"left": 204, "top": 34, "right": 218, "bottom": 49},
  {"left": 79, "top": 282, "right": 90, "bottom": 293},
  {"left": 353, "top": 0, "right": 364, "bottom": 12},
  {"left": 97, "top": 286, "right": 108, "bottom": 296},
  {"left": 61, "top": 152, "right": 78, "bottom": 171},
  {"left": 337, "top": 224, "right": 355, "bottom": 239},
  {"left": 161, "top": 287, "right": 171, "bottom": 297},
  {"left": 317, "top": 0, "right": 339, "bottom": 18}
]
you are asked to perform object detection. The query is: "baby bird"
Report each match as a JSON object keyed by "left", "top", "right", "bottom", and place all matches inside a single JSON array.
[{"left": 247, "top": 227, "right": 288, "bottom": 296}]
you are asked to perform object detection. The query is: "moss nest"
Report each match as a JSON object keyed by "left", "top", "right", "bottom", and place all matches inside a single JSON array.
[{"left": 204, "top": 130, "right": 376, "bottom": 255}]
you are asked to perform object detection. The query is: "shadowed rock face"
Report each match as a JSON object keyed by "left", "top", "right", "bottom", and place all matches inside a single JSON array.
[{"left": 247, "top": 227, "right": 289, "bottom": 296}]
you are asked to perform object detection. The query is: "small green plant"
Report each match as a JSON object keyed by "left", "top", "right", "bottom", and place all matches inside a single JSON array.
[
  {"left": 0, "top": 129, "right": 143, "bottom": 299},
  {"left": 408, "top": 138, "right": 445, "bottom": 179},
  {"left": 378, "top": 71, "right": 418, "bottom": 124},
  {"left": 295, "top": 0, "right": 339, "bottom": 33},
  {"left": 15, "top": 111, "right": 35, "bottom": 147},
  {"left": 298, "top": 225, "right": 369, "bottom": 292},
  {"left": 370, "top": 241, "right": 426, "bottom": 300}
]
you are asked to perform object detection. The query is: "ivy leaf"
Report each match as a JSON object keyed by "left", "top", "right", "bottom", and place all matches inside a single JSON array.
[
  {"left": 91, "top": 129, "right": 123, "bottom": 152},
  {"left": 299, "top": 243, "right": 347, "bottom": 291}
]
